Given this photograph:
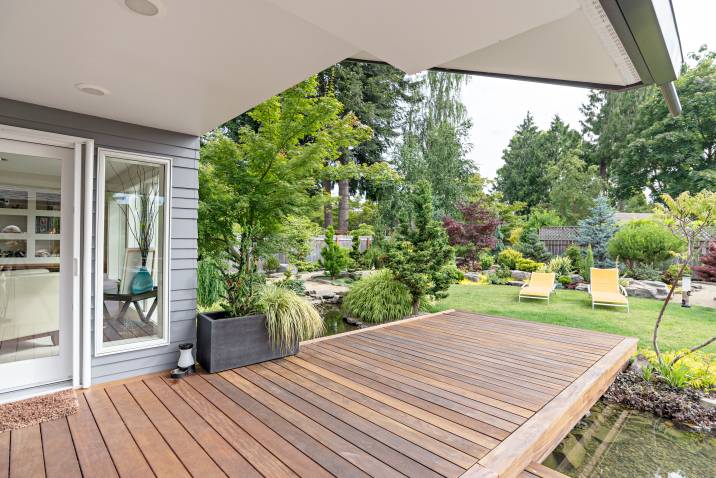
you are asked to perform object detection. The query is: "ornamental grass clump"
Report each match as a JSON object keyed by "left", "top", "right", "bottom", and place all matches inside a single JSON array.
[
  {"left": 342, "top": 270, "right": 413, "bottom": 323},
  {"left": 259, "top": 285, "right": 323, "bottom": 353}
]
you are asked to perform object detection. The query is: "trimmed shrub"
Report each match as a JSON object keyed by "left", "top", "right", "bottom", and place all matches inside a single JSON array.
[
  {"left": 580, "top": 245, "right": 595, "bottom": 282},
  {"left": 515, "top": 257, "right": 544, "bottom": 272},
  {"left": 320, "top": 226, "right": 348, "bottom": 278},
  {"left": 259, "top": 285, "right": 323, "bottom": 352},
  {"left": 564, "top": 244, "right": 582, "bottom": 269},
  {"left": 478, "top": 252, "right": 495, "bottom": 271},
  {"left": 546, "top": 256, "right": 573, "bottom": 276},
  {"left": 294, "top": 260, "right": 320, "bottom": 272},
  {"left": 264, "top": 255, "right": 280, "bottom": 273},
  {"left": 607, "top": 220, "right": 683, "bottom": 269},
  {"left": 342, "top": 270, "right": 413, "bottom": 323},
  {"left": 626, "top": 264, "right": 662, "bottom": 281},
  {"left": 497, "top": 248, "right": 523, "bottom": 270},
  {"left": 558, "top": 275, "right": 572, "bottom": 287}
]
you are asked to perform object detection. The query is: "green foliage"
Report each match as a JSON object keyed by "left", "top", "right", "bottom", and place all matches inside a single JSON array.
[
  {"left": 641, "top": 349, "right": 716, "bottom": 391},
  {"left": 349, "top": 230, "right": 362, "bottom": 265},
  {"left": 558, "top": 275, "right": 572, "bottom": 287},
  {"left": 342, "top": 270, "right": 413, "bottom": 323},
  {"left": 564, "top": 244, "right": 583, "bottom": 270},
  {"left": 478, "top": 252, "right": 495, "bottom": 271},
  {"left": 514, "top": 258, "right": 544, "bottom": 273},
  {"left": 320, "top": 226, "right": 348, "bottom": 279},
  {"left": 547, "top": 256, "right": 573, "bottom": 276},
  {"left": 351, "top": 223, "right": 375, "bottom": 237},
  {"left": 662, "top": 264, "right": 690, "bottom": 285},
  {"left": 264, "top": 255, "right": 280, "bottom": 273},
  {"left": 581, "top": 245, "right": 595, "bottom": 282},
  {"left": 222, "top": 272, "right": 266, "bottom": 317},
  {"left": 197, "top": 258, "right": 225, "bottom": 308},
  {"left": 496, "top": 115, "right": 583, "bottom": 209},
  {"left": 261, "top": 215, "right": 322, "bottom": 266},
  {"left": 259, "top": 285, "right": 323, "bottom": 352},
  {"left": 626, "top": 264, "right": 662, "bottom": 281},
  {"left": 546, "top": 153, "right": 601, "bottom": 224},
  {"left": 362, "top": 245, "right": 385, "bottom": 270},
  {"left": 390, "top": 71, "right": 475, "bottom": 218},
  {"left": 607, "top": 220, "right": 683, "bottom": 269},
  {"left": 384, "top": 180, "right": 459, "bottom": 313},
  {"left": 497, "top": 248, "right": 523, "bottom": 270},
  {"left": 294, "top": 260, "right": 320, "bottom": 272},
  {"left": 274, "top": 272, "right": 306, "bottom": 295},
  {"left": 577, "top": 195, "right": 617, "bottom": 267},
  {"left": 523, "top": 208, "right": 564, "bottom": 235},
  {"left": 199, "top": 76, "right": 370, "bottom": 315},
  {"left": 516, "top": 230, "right": 550, "bottom": 262}
]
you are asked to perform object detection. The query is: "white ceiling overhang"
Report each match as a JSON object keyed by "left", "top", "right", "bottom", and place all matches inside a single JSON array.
[{"left": 0, "top": 0, "right": 681, "bottom": 135}]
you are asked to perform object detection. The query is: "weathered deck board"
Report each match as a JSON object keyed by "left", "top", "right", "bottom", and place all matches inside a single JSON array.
[{"left": 0, "top": 310, "right": 636, "bottom": 478}]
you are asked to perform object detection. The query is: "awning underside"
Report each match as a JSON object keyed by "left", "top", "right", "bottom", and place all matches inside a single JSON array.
[{"left": 0, "top": 0, "right": 680, "bottom": 134}]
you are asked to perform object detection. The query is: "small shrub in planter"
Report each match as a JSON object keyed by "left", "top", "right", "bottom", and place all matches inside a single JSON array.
[
  {"left": 259, "top": 285, "right": 323, "bottom": 352},
  {"left": 342, "top": 270, "right": 413, "bottom": 323}
]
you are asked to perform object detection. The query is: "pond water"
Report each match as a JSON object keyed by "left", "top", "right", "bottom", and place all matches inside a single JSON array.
[
  {"left": 543, "top": 401, "right": 716, "bottom": 478},
  {"left": 316, "top": 305, "right": 359, "bottom": 338}
]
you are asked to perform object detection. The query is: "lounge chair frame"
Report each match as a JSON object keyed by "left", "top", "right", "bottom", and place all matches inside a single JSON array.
[{"left": 519, "top": 273, "right": 557, "bottom": 304}]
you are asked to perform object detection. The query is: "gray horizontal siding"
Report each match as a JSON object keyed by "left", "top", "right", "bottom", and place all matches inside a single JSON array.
[{"left": 0, "top": 97, "right": 200, "bottom": 385}]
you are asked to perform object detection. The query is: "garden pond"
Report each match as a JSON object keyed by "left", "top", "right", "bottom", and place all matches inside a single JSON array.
[
  {"left": 544, "top": 401, "right": 716, "bottom": 477},
  {"left": 316, "top": 305, "right": 359, "bottom": 338}
]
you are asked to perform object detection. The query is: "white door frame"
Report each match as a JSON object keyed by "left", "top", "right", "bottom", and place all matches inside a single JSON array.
[{"left": 0, "top": 124, "right": 94, "bottom": 390}]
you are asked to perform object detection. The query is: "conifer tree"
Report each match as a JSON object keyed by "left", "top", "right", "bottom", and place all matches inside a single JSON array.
[
  {"left": 577, "top": 195, "right": 617, "bottom": 267},
  {"left": 385, "top": 180, "right": 459, "bottom": 314}
]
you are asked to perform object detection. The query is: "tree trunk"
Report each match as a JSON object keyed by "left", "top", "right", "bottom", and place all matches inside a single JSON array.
[
  {"left": 412, "top": 297, "right": 420, "bottom": 316},
  {"left": 599, "top": 159, "right": 607, "bottom": 180},
  {"left": 322, "top": 179, "right": 333, "bottom": 229},
  {"left": 337, "top": 179, "right": 350, "bottom": 234}
]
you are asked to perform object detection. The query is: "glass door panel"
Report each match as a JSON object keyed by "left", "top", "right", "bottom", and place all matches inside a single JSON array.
[{"left": 0, "top": 138, "right": 74, "bottom": 393}]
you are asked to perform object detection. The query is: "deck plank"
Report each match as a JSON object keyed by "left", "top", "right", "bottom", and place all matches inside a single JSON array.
[
  {"left": 9, "top": 426, "right": 44, "bottom": 478},
  {"left": 4, "top": 310, "right": 635, "bottom": 478},
  {"left": 40, "top": 419, "right": 82, "bottom": 478}
]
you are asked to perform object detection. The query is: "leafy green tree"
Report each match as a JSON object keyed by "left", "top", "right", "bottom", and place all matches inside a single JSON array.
[
  {"left": 320, "top": 226, "right": 348, "bottom": 278},
  {"left": 547, "top": 153, "right": 601, "bottom": 224},
  {"left": 384, "top": 180, "right": 460, "bottom": 314},
  {"left": 317, "top": 61, "right": 415, "bottom": 231},
  {"left": 576, "top": 195, "right": 617, "bottom": 267},
  {"left": 607, "top": 220, "right": 683, "bottom": 269},
  {"left": 199, "top": 77, "right": 368, "bottom": 315},
  {"left": 260, "top": 215, "right": 322, "bottom": 266},
  {"left": 391, "top": 72, "right": 475, "bottom": 218},
  {"left": 612, "top": 49, "right": 716, "bottom": 200},
  {"left": 496, "top": 115, "right": 583, "bottom": 209},
  {"left": 652, "top": 191, "right": 716, "bottom": 365},
  {"left": 523, "top": 208, "right": 564, "bottom": 235}
]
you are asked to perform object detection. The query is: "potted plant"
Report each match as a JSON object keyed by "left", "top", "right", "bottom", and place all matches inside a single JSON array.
[
  {"left": 196, "top": 78, "right": 369, "bottom": 373},
  {"left": 197, "top": 282, "right": 323, "bottom": 372}
]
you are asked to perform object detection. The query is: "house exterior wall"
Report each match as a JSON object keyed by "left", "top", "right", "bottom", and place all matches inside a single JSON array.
[{"left": 0, "top": 98, "right": 199, "bottom": 384}]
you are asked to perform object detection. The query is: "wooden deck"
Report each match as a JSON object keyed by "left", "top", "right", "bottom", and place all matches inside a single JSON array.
[{"left": 0, "top": 310, "right": 636, "bottom": 478}]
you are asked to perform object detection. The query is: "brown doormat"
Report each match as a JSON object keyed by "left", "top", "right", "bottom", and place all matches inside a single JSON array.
[{"left": 0, "top": 389, "right": 79, "bottom": 433}]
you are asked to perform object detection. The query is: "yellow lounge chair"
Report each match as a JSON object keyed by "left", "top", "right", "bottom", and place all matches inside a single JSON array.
[
  {"left": 589, "top": 267, "right": 629, "bottom": 312},
  {"left": 519, "top": 272, "right": 556, "bottom": 303}
]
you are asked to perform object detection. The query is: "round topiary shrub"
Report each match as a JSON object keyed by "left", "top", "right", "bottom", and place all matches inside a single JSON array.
[{"left": 342, "top": 269, "right": 413, "bottom": 323}]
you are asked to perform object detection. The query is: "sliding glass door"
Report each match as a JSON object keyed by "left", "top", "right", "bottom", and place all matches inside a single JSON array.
[{"left": 0, "top": 138, "right": 74, "bottom": 393}]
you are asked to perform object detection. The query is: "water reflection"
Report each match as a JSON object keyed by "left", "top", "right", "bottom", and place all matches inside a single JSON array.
[
  {"left": 544, "top": 401, "right": 716, "bottom": 478},
  {"left": 317, "top": 305, "right": 359, "bottom": 337}
]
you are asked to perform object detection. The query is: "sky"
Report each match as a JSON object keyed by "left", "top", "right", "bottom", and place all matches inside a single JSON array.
[{"left": 462, "top": 0, "right": 716, "bottom": 180}]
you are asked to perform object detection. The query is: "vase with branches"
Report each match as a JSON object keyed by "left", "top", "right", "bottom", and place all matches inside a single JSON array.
[{"left": 110, "top": 161, "right": 162, "bottom": 293}]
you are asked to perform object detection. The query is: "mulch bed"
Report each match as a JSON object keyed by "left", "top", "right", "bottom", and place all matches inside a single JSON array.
[{"left": 604, "top": 370, "right": 716, "bottom": 432}]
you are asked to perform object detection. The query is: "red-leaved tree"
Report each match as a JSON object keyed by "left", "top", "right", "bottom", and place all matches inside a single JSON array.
[
  {"left": 693, "top": 240, "right": 716, "bottom": 281},
  {"left": 443, "top": 201, "right": 500, "bottom": 270}
]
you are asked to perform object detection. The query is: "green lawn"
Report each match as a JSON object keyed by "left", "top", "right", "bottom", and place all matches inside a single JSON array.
[{"left": 434, "top": 284, "right": 716, "bottom": 353}]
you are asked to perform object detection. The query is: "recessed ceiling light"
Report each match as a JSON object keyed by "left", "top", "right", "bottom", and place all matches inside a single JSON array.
[
  {"left": 124, "top": 0, "right": 162, "bottom": 16},
  {"left": 75, "top": 83, "right": 111, "bottom": 96}
]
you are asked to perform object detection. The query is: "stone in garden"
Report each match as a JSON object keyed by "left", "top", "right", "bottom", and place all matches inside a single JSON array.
[
  {"left": 575, "top": 283, "right": 590, "bottom": 292},
  {"left": 626, "top": 280, "right": 669, "bottom": 300},
  {"left": 628, "top": 354, "right": 650, "bottom": 375},
  {"left": 507, "top": 280, "right": 525, "bottom": 287},
  {"left": 320, "top": 292, "right": 336, "bottom": 300},
  {"left": 511, "top": 270, "right": 531, "bottom": 281},
  {"left": 700, "top": 397, "right": 716, "bottom": 409},
  {"left": 464, "top": 272, "right": 481, "bottom": 282},
  {"left": 569, "top": 274, "right": 584, "bottom": 284}
]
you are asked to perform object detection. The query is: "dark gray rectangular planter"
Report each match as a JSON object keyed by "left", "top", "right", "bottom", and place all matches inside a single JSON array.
[{"left": 196, "top": 311, "right": 298, "bottom": 373}]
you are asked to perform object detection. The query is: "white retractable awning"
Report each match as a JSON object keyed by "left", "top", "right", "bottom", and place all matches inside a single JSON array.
[{"left": 0, "top": 0, "right": 682, "bottom": 135}]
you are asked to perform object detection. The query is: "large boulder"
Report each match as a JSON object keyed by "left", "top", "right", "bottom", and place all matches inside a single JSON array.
[
  {"left": 463, "top": 272, "right": 481, "bottom": 282},
  {"left": 575, "top": 283, "right": 590, "bottom": 292},
  {"left": 626, "top": 280, "right": 669, "bottom": 300},
  {"left": 511, "top": 270, "right": 531, "bottom": 281},
  {"left": 569, "top": 274, "right": 585, "bottom": 284}
]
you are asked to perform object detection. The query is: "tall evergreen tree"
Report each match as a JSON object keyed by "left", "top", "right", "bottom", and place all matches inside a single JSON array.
[
  {"left": 576, "top": 195, "right": 617, "bottom": 267},
  {"left": 317, "top": 61, "right": 416, "bottom": 231}
]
